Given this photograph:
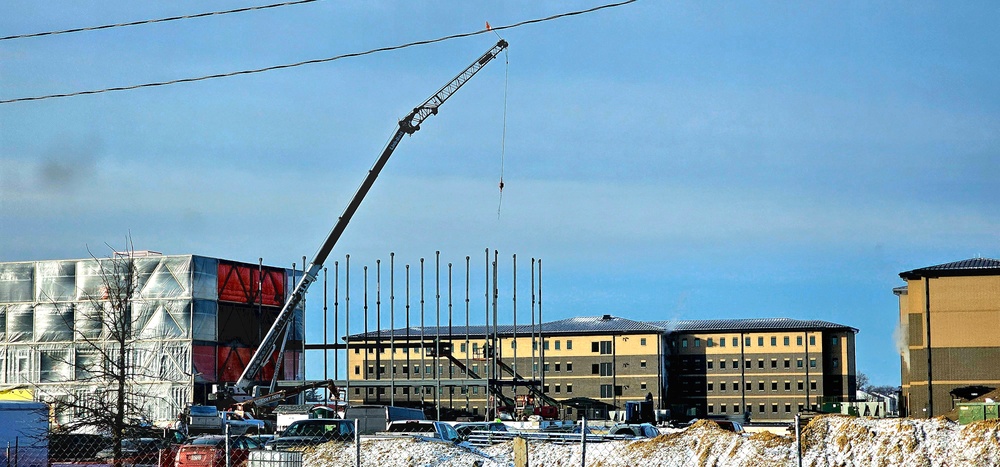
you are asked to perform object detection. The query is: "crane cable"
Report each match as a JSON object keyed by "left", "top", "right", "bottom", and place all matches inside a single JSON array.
[{"left": 497, "top": 33, "right": 509, "bottom": 220}]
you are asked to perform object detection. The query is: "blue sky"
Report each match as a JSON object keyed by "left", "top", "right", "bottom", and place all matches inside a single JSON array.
[{"left": 2, "top": 1, "right": 998, "bottom": 387}]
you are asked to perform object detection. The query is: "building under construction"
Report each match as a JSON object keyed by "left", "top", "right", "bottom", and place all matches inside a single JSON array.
[{"left": 0, "top": 253, "right": 304, "bottom": 424}]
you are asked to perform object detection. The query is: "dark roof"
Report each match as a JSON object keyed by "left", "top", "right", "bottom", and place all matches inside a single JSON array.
[
  {"left": 347, "top": 316, "right": 856, "bottom": 340},
  {"left": 900, "top": 258, "right": 1000, "bottom": 280},
  {"left": 346, "top": 315, "right": 663, "bottom": 340},
  {"left": 649, "top": 318, "right": 857, "bottom": 334}
]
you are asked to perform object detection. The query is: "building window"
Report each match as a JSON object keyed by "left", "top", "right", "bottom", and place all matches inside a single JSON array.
[
  {"left": 555, "top": 340, "right": 561, "bottom": 350},
  {"left": 809, "top": 336, "right": 816, "bottom": 346},
  {"left": 758, "top": 336, "right": 764, "bottom": 346},
  {"left": 354, "top": 366, "right": 360, "bottom": 375},
  {"left": 567, "top": 384, "right": 573, "bottom": 393},
  {"left": 796, "top": 336, "right": 803, "bottom": 346},
  {"left": 592, "top": 364, "right": 599, "bottom": 375},
  {"left": 784, "top": 359, "right": 790, "bottom": 369},
  {"left": 460, "top": 343, "right": 467, "bottom": 352},
  {"left": 566, "top": 362, "right": 573, "bottom": 372},
  {"left": 772, "top": 403, "right": 779, "bottom": 413},
  {"left": 555, "top": 363, "right": 561, "bottom": 372},
  {"left": 745, "top": 359, "right": 752, "bottom": 368},
  {"left": 745, "top": 337, "right": 752, "bottom": 347},
  {"left": 599, "top": 362, "right": 613, "bottom": 376},
  {"left": 720, "top": 404, "right": 727, "bottom": 413},
  {"left": 543, "top": 384, "right": 550, "bottom": 393},
  {"left": 832, "top": 357, "right": 839, "bottom": 368},
  {"left": 771, "top": 359, "right": 778, "bottom": 369},
  {"left": 758, "top": 381, "right": 765, "bottom": 391},
  {"left": 640, "top": 360, "right": 647, "bottom": 368},
  {"left": 367, "top": 365, "right": 374, "bottom": 374},
  {"left": 810, "top": 358, "right": 817, "bottom": 368},
  {"left": 694, "top": 338, "right": 701, "bottom": 348},
  {"left": 745, "top": 382, "right": 752, "bottom": 391},
  {"left": 567, "top": 340, "right": 573, "bottom": 350},
  {"left": 707, "top": 338, "right": 714, "bottom": 347},
  {"left": 640, "top": 337, "right": 647, "bottom": 346},
  {"left": 543, "top": 363, "right": 550, "bottom": 372},
  {"left": 733, "top": 337, "right": 739, "bottom": 347},
  {"left": 473, "top": 387, "right": 479, "bottom": 394},
  {"left": 708, "top": 405, "right": 715, "bottom": 414},
  {"left": 759, "top": 403, "right": 765, "bottom": 413},
  {"left": 733, "top": 359, "right": 739, "bottom": 369},
  {"left": 785, "top": 381, "right": 791, "bottom": 391},
  {"left": 758, "top": 359, "right": 765, "bottom": 369},
  {"left": 544, "top": 340, "right": 550, "bottom": 351},
  {"left": 707, "top": 383, "right": 714, "bottom": 391},
  {"left": 783, "top": 336, "right": 790, "bottom": 346},
  {"left": 797, "top": 359, "right": 803, "bottom": 368},
  {"left": 797, "top": 381, "right": 804, "bottom": 391},
  {"left": 810, "top": 381, "right": 817, "bottom": 390},
  {"left": 720, "top": 382, "right": 727, "bottom": 391},
  {"left": 600, "top": 341, "right": 613, "bottom": 354},
  {"left": 708, "top": 360, "right": 714, "bottom": 370},
  {"left": 555, "top": 384, "right": 561, "bottom": 393},
  {"left": 832, "top": 336, "right": 839, "bottom": 346},
  {"left": 600, "top": 385, "right": 614, "bottom": 398},
  {"left": 511, "top": 340, "right": 516, "bottom": 349},
  {"left": 719, "top": 337, "right": 725, "bottom": 347},
  {"left": 681, "top": 338, "right": 688, "bottom": 348},
  {"left": 720, "top": 360, "right": 727, "bottom": 369},
  {"left": 641, "top": 382, "right": 647, "bottom": 390},
  {"left": 772, "top": 381, "right": 778, "bottom": 391},
  {"left": 771, "top": 337, "right": 777, "bottom": 346}
]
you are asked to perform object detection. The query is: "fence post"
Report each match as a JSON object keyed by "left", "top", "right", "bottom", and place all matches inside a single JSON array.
[
  {"left": 225, "top": 422, "right": 231, "bottom": 467},
  {"left": 795, "top": 413, "right": 802, "bottom": 467},
  {"left": 513, "top": 437, "right": 528, "bottom": 467},
  {"left": 581, "top": 417, "right": 587, "bottom": 467},
  {"left": 355, "top": 418, "right": 361, "bottom": 467}
]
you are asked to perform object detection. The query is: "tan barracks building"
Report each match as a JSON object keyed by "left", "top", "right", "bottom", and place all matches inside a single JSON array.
[{"left": 896, "top": 257, "right": 1000, "bottom": 418}]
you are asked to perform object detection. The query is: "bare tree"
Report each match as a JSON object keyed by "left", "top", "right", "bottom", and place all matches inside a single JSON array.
[{"left": 39, "top": 239, "right": 171, "bottom": 466}]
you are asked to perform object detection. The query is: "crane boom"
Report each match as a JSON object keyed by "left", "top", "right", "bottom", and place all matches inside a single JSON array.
[{"left": 230, "top": 39, "right": 508, "bottom": 395}]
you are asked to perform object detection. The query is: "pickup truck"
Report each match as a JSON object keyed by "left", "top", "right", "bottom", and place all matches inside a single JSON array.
[
  {"left": 184, "top": 406, "right": 266, "bottom": 435},
  {"left": 383, "top": 420, "right": 461, "bottom": 443}
]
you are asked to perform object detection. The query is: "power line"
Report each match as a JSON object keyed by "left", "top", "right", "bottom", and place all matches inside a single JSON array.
[
  {"left": 0, "top": 0, "right": 637, "bottom": 105},
  {"left": 0, "top": 0, "right": 321, "bottom": 41}
]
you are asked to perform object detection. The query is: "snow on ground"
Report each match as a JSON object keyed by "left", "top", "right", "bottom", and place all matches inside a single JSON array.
[{"left": 300, "top": 416, "right": 1000, "bottom": 466}]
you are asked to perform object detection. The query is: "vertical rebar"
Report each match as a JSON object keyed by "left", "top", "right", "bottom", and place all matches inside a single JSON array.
[
  {"left": 376, "top": 259, "right": 382, "bottom": 403},
  {"left": 531, "top": 258, "right": 536, "bottom": 380},
  {"left": 435, "top": 251, "right": 442, "bottom": 421},
  {"left": 345, "top": 255, "right": 350, "bottom": 402},
  {"left": 465, "top": 256, "right": 471, "bottom": 413},
  {"left": 538, "top": 259, "right": 544, "bottom": 394},
  {"left": 512, "top": 253, "right": 517, "bottom": 397},
  {"left": 364, "top": 265, "right": 369, "bottom": 399},
  {"left": 420, "top": 258, "right": 426, "bottom": 404},
  {"left": 390, "top": 253, "right": 395, "bottom": 406},
  {"left": 448, "top": 261, "right": 454, "bottom": 410},
  {"left": 323, "top": 267, "right": 328, "bottom": 402},
  {"left": 334, "top": 261, "right": 339, "bottom": 397}
]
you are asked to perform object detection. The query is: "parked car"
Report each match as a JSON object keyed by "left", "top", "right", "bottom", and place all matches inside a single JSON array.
[
  {"left": 175, "top": 435, "right": 262, "bottom": 467},
  {"left": 609, "top": 423, "right": 660, "bottom": 438},
  {"left": 453, "top": 422, "right": 508, "bottom": 441},
  {"left": 265, "top": 419, "right": 355, "bottom": 450},
  {"left": 714, "top": 420, "right": 745, "bottom": 434},
  {"left": 384, "top": 420, "right": 461, "bottom": 443},
  {"left": 95, "top": 437, "right": 166, "bottom": 465}
]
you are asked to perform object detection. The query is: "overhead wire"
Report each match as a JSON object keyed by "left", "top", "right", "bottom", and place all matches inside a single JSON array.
[
  {"left": 0, "top": 0, "right": 637, "bottom": 105},
  {"left": 0, "top": 0, "right": 322, "bottom": 41}
]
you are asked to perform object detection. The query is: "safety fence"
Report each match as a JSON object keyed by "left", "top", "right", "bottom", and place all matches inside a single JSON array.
[{"left": 30, "top": 418, "right": 699, "bottom": 467}]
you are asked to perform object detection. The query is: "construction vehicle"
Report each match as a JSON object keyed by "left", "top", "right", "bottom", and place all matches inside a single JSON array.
[
  {"left": 213, "top": 39, "right": 509, "bottom": 405},
  {"left": 230, "top": 379, "right": 339, "bottom": 420}
]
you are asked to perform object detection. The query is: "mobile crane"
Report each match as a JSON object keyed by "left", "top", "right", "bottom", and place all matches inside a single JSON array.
[{"left": 214, "top": 39, "right": 509, "bottom": 405}]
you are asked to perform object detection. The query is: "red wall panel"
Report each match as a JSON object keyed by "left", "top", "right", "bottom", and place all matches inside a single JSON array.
[{"left": 217, "top": 261, "right": 286, "bottom": 306}]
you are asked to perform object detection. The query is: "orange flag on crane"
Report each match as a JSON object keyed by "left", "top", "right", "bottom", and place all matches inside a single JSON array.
[{"left": 486, "top": 21, "right": 492, "bottom": 31}]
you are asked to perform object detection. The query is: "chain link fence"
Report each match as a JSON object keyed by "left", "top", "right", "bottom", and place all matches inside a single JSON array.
[{"left": 34, "top": 417, "right": 757, "bottom": 467}]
